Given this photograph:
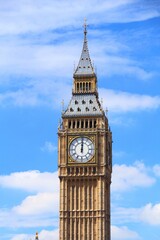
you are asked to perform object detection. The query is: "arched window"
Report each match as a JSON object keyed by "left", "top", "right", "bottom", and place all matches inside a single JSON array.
[
  {"left": 83, "top": 83, "right": 85, "bottom": 91},
  {"left": 81, "top": 121, "right": 84, "bottom": 128},
  {"left": 77, "top": 83, "right": 79, "bottom": 92}
]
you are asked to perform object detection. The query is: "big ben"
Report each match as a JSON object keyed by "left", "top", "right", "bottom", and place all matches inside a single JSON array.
[{"left": 58, "top": 21, "right": 112, "bottom": 240}]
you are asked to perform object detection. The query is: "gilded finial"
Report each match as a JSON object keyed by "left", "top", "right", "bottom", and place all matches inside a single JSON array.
[{"left": 83, "top": 18, "right": 88, "bottom": 35}]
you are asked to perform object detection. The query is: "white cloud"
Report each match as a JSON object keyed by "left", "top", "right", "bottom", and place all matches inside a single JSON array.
[
  {"left": 0, "top": 43, "right": 77, "bottom": 77},
  {"left": 100, "top": 89, "right": 160, "bottom": 113},
  {"left": 140, "top": 203, "right": 160, "bottom": 225},
  {"left": 0, "top": 79, "right": 72, "bottom": 108},
  {"left": 0, "top": 3, "right": 157, "bottom": 110},
  {"left": 153, "top": 164, "right": 160, "bottom": 177},
  {"left": 96, "top": 54, "right": 154, "bottom": 80},
  {"left": 0, "top": 0, "right": 158, "bottom": 36},
  {"left": 112, "top": 161, "right": 155, "bottom": 192},
  {"left": 112, "top": 202, "right": 160, "bottom": 226},
  {"left": 11, "top": 234, "right": 33, "bottom": 240},
  {"left": 1, "top": 80, "right": 160, "bottom": 113},
  {"left": 0, "top": 171, "right": 59, "bottom": 228},
  {"left": 0, "top": 165, "right": 159, "bottom": 229},
  {"left": 111, "top": 225, "right": 140, "bottom": 240},
  {"left": 112, "top": 206, "right": 141, "bottom": 224},
  {"left": 0, "top": 208, "right": 57, "bottom": 228},
  {"left": 0, "top": 163, "right": 157, "bottom": 197},
  {"left": 39, "top": 229, "right": 59, "bottom": 240},
  {"left": 11, "top": 226, "right": 140, "bottom": 240},
  {"left": 13, "top": 192, "right": 58, "bottom": 216},
  {"left": 11, "top": 229, "right": 59, "bottom": 240},
  {"left": 41, "top": 141, "right": 57, "bottom": 153},
  {"left": 0, "top": 30, "right": 154, "bottom": 81},
  {"left": 0, "top": 170, "right": 59, "bottom": 193}
]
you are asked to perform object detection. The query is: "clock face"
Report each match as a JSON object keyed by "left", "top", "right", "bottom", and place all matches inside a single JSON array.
[{"left": 69, "top": 137, "right": 95, "bottom": 163}]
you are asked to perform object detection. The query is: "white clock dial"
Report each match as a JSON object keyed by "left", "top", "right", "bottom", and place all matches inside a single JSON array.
[{"left": 69, "top": 137, "right": 94, "bottom": 163}]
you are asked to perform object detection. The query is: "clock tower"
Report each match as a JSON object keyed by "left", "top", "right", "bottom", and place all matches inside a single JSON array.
[{"left": 58, "top": 22, "right": 112, "bottom": 240}]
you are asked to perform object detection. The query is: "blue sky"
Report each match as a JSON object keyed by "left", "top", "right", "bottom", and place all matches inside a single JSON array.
[{"left": 0, "top": 0, "right": 160, "bottom": 239}]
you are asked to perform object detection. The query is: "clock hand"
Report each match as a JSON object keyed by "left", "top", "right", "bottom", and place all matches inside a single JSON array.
[{"left": 81, "top": 137, "right": 84, "bottom": 153}]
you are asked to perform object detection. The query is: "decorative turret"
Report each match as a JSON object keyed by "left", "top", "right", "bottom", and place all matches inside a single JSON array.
[{"left": 73, "top": 20, "right": 97, "bottom": 95}]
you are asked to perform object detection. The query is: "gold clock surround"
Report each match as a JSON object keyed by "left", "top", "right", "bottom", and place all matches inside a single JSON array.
[{"left": 68, "top": 135, "right": 96, "bottom": 165}]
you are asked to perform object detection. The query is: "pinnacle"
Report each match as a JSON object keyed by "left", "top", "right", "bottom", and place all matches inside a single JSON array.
[{"left": 74, "top": 21, "right": 94, "bottom": 76}]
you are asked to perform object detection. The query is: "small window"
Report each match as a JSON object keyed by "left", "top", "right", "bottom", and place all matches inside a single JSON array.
[
  {"left": 86, "top": 83, "right": 88, "bottom": 90},
  {"left": 75, "top": 100, "right": 78, "bottom": 104},
  {"left": 77, "top": 107, "right": 81, "bottom": 112},
  {"left": 82, "top": 100, "right": 86, "bottom": 104},
  {"left": 86, "top": 107, "right": 89, "bottom": 112},
  {"left": 77, "top": 83, "right": 79, "bottom": 91},
  {"left": 88, "top": 66, "right": 90, "bottom": 68},
  {"left": 86, "top": 58, "right": 88, "bottom": 60},
  {"left": 93, "top": 107, "right": 97, "bottom": 111},
  {"left": 89, "top": 100, "right": 93, "bottom": 104},
  {"left": 90, "top": 120, "right": 92, "bottom": 128},
  {"left": 70, "top": 108, "right": 74, "bottom": 112}
]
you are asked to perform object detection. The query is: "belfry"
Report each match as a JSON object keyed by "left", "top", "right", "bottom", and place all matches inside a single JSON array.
[{"left": 58, "top": 21, "right": 112, "bottom": 240}]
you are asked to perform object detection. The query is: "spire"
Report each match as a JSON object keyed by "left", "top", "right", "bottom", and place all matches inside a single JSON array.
[
  {"left": 35, "top": 232, "right": 39, "bottom": 240},
  {"left": 74, "top": 19, "right": 94, "bottom": 76}
]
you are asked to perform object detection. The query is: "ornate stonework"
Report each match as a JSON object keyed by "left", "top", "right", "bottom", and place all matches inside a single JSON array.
[{"left": 58, "top": 22, "right": 112, "bottom": 240}]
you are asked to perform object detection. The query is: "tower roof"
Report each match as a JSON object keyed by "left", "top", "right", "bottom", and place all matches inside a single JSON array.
[
  {"left": 74, "top": 20, "right": 94, "bottom": 77},
  {"left": 63, "top": 94, "right": 103, "bottom": 118}
]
